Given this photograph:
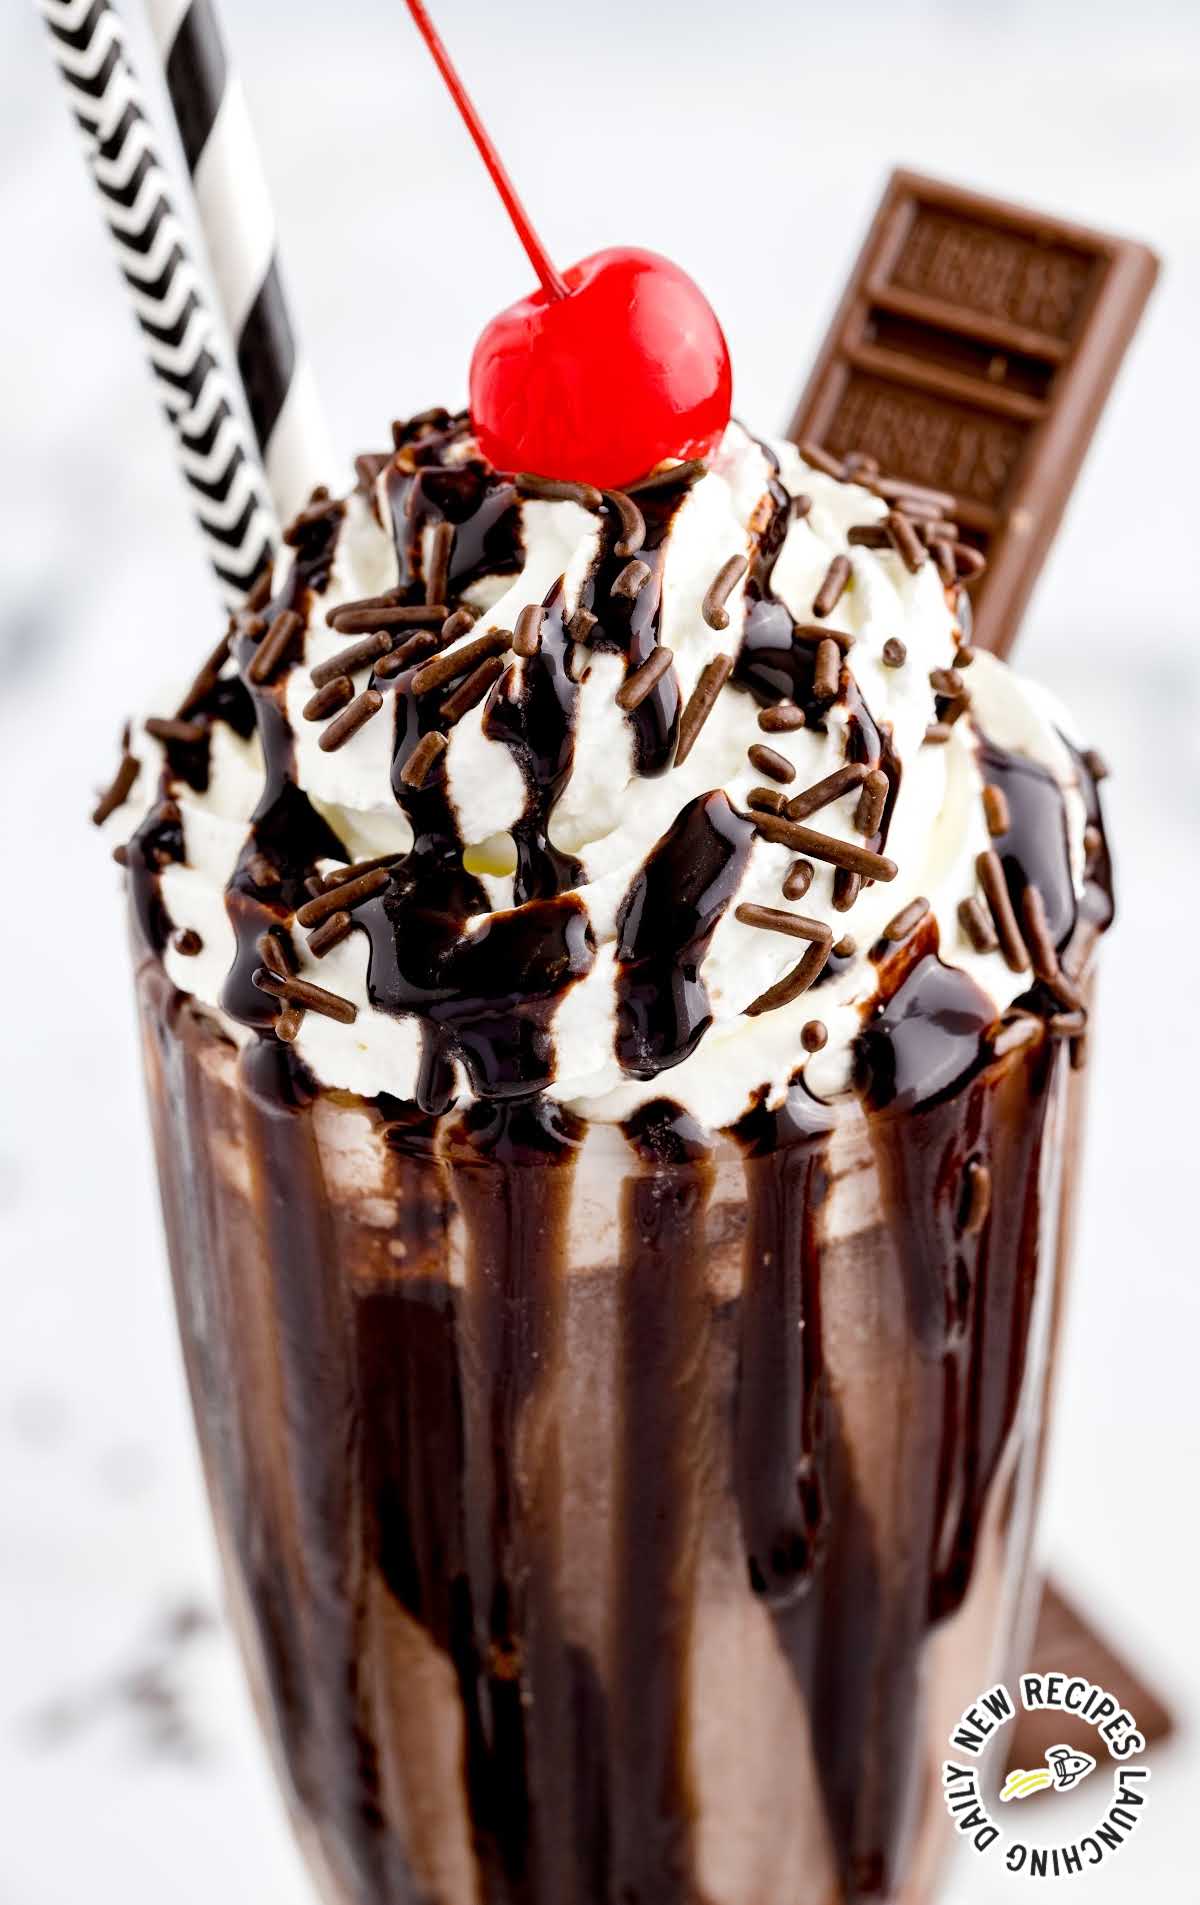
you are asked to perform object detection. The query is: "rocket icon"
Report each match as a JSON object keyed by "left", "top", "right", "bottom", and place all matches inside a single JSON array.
[
  {"left": 1000, "top": 1744, "right": 1097, "bottom": 1803},
  {"left": 1047, "top": 1744, "right": 1097, "bottom": 1791}
]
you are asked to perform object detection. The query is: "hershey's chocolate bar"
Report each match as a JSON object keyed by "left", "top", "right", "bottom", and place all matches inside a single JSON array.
[
  {"left": 1009, "top": 1580, "right": 1173, "bottom": 1771},
  {"left": 788, "top": 171, "right": 1159, "bottom": 655}
]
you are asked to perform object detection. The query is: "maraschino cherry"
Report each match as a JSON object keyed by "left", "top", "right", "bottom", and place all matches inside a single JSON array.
[{"left": 403, "top": 1, "right": 733, "bottom": 491}]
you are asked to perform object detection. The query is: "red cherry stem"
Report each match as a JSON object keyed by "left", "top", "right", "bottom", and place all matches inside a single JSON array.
[{"left": 403, "top": 0, "right": 569, "bottom": 302}]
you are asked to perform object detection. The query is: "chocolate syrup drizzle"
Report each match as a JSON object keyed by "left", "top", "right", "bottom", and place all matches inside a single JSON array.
[
  {"left": 219, "top": 514, "right": 350, "bottom": 1035},
  {"left": 978, "top": 735, "right": 1076, "bottom": 947},
  {"left": 123, "top": 422, "right": 1118, "bottom": 1905},
  {"left": 574, "top": 485, "right": 689, "bottom": 774},
  {"left": 614, "top": 791, "right": 755, "bottom": 1078}
]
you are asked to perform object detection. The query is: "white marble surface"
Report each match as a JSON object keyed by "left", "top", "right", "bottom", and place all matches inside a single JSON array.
[{"left": 2, "top": 0, "right": 1198, "bottom": 1899}]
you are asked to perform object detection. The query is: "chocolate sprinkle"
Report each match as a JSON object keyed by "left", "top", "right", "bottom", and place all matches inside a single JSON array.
[
  {"left": 399, "top": 730, "right": 448, "bottom": 790},
  {"left": 297, "top": 866, "right": 390, "bottom": 930},
  {"left": 1083, "top": 747, "right": 1110, "bottom": 782},
  {"left": 303, "top": 676, "right": 353, "bottom": 722},
  {"left": 327, "top": 601, "right": 446, "bottom": 634},
  {"left": 833, "top": 868, "right": 861, "bottom": 912},
  {"left": 310, "top": 633, "right": 394, "bottom": 690},
  {"left": 833, "top": 935, "right": 857, "bottom": 958},
  {"left": 783, "top": 859, "right": 814, "bottom": 900},
  {"left": 758, "top": 702, "right": 805, "bottom": 734},
  {"left": 516, "top": 473, "right": 603, "bottom": 510},
  {"left": 963, "top": 891, "right": 998, "bottom": 952},
  {"left": 425, "top": 520, "right": 454, "bottom": 608},
  {"left": 612, "top": 558, "right": 652, "bottom": 602},
  {"left": 247, "top": 610, "right": 303, "bottom": 685},
  {"left": 607, "top": 491, "right": 646, "bottom": 560},
  {"left": 440, "top": 607, "right": 478, "bottom": 643},
  {"left": 675, "top": 654, "right": 734, "bottom": 766},
  {"left": 256, "top": 931, "right": 294, "bottom": 982},
  {"left": 785, "top": 763, "right": 868, "bottom": 822},
  {"left": 881, "top": 896, "right": 930, "bottom": 942},
  {"left": 252, "top": 968, "right": 357, "bottom": 1025},
  {"left": 747, "top": 786, "right": 787, "bottom": 816},
  {"left": 617, "top": 646, "right": 674, "bottom": 712},
  {"left": 625, "top": 459, "right": 707, "bottom": 495},
  {"left": 92, "top": 754, "right": 139, "bottom": 826},
  {"left": 929, "top": 667, "right": 966, "bottom": 700},
  {"left": 951, "top": 541, "right": 987, "bottom": 579},
  {"left": 977, "top": 851, "right": 1029, "bottom": 972},
  {"left": 792, "top": 624, "right": 856, "bottom": 652},
  {"left": 813, "top": 638, "right": 842, "bottom": 701},
  {"left": 745, "top": 936, "right": 832, "bottom": 1016},
  {"left": 702, "top": 554, "right": 748, "bottom": 631},
  {"left": 812, "top": 555, "right": 851, "bottom": 619},
  {"left": 885, "top": 510, "right": 926, "bottom": 573},
  {"left": 747, "top": 744, "right": 796, "bottom": 785},
  {"left": 317, "top": 689, "right": 384, "bottom": 754},
  {"left": 321, "top": 854, "right": 401, "bottom": 892},
  {"left": 172, "top": 928, "right": 202, "bottom": 957},
  {"left": 801, "top": 1019, "right": 828, "bottom": 1052},
  {"left": 245, "top": 566, "right": 274, "bottom": 612},
  {"left": 307, "top": 911, "right": 353, "bottom": 959},
  {"left": 847, "top": 523, "right": 891, "bottom": 551},
  {"left": 374, "top": 631, "right": 443, "bottom": 678},
  {"left": 754, "top": 814, "right": 898, "bottom": 881},
  {"left": 441, "top": 654, "right": 507, "bottom": 725},
  {"left": 1020, "top": 884, "right": 1083, "bottom": 1009},
  {"left": 854, "top": 768, "right": 889, "bottom": 837},
  {"left": 275, "top": 1004, "right": 305, "bottom": 1043},
  {"left": 411, "top": 628, "right": 512, "bottom": 697},
  {"left": 882, "top": 637, "right": 907, "bottom": 668},
  {"left": 735, "top": 902, "right": 830, "bottom": 943},
  {"left": 983, "top": 783, "right": 1011, "bottom": 837},
  {"left": 513, "top": 605, "right": 545, "bottom": 658}
]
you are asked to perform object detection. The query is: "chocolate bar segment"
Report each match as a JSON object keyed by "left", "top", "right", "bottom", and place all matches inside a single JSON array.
[
  {"left": 788, "top": 171, "right": 1159, "bottom": 655},
  {"left": 1010, "top": 1580, "right": 1173, "bottom": 1769}
]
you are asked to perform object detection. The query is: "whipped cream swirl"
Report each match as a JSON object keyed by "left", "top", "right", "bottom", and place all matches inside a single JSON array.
[{"left": 104, "top": 418, "right": 1102, "bottom": 1129}]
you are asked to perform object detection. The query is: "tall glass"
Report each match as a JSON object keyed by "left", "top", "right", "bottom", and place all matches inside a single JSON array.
[{"left": 135, "top": 932, "right": 1090, "bottom": 1905}]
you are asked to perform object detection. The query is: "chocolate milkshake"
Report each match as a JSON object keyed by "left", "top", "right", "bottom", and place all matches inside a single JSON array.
[{"left": 103, "top": 412, "right": 1112, "bottom": 1904}]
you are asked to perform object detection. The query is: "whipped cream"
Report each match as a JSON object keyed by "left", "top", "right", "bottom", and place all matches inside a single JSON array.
[{"left": 105, "top": 420, "right": 1096, "bottom": 1129}]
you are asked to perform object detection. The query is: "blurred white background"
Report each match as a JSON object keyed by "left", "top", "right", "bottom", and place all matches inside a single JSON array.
[{"left": 2, "top": 0, "right": 1198, "bottom": 1899}]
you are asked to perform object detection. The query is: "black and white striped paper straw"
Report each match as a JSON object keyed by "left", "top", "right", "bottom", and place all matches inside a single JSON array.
[
  {"left": 40, "top": 0, "right": 278, "bottom": 603},
  {"left": 144, "top": 0, "right": 333, "bottom": 523}
]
